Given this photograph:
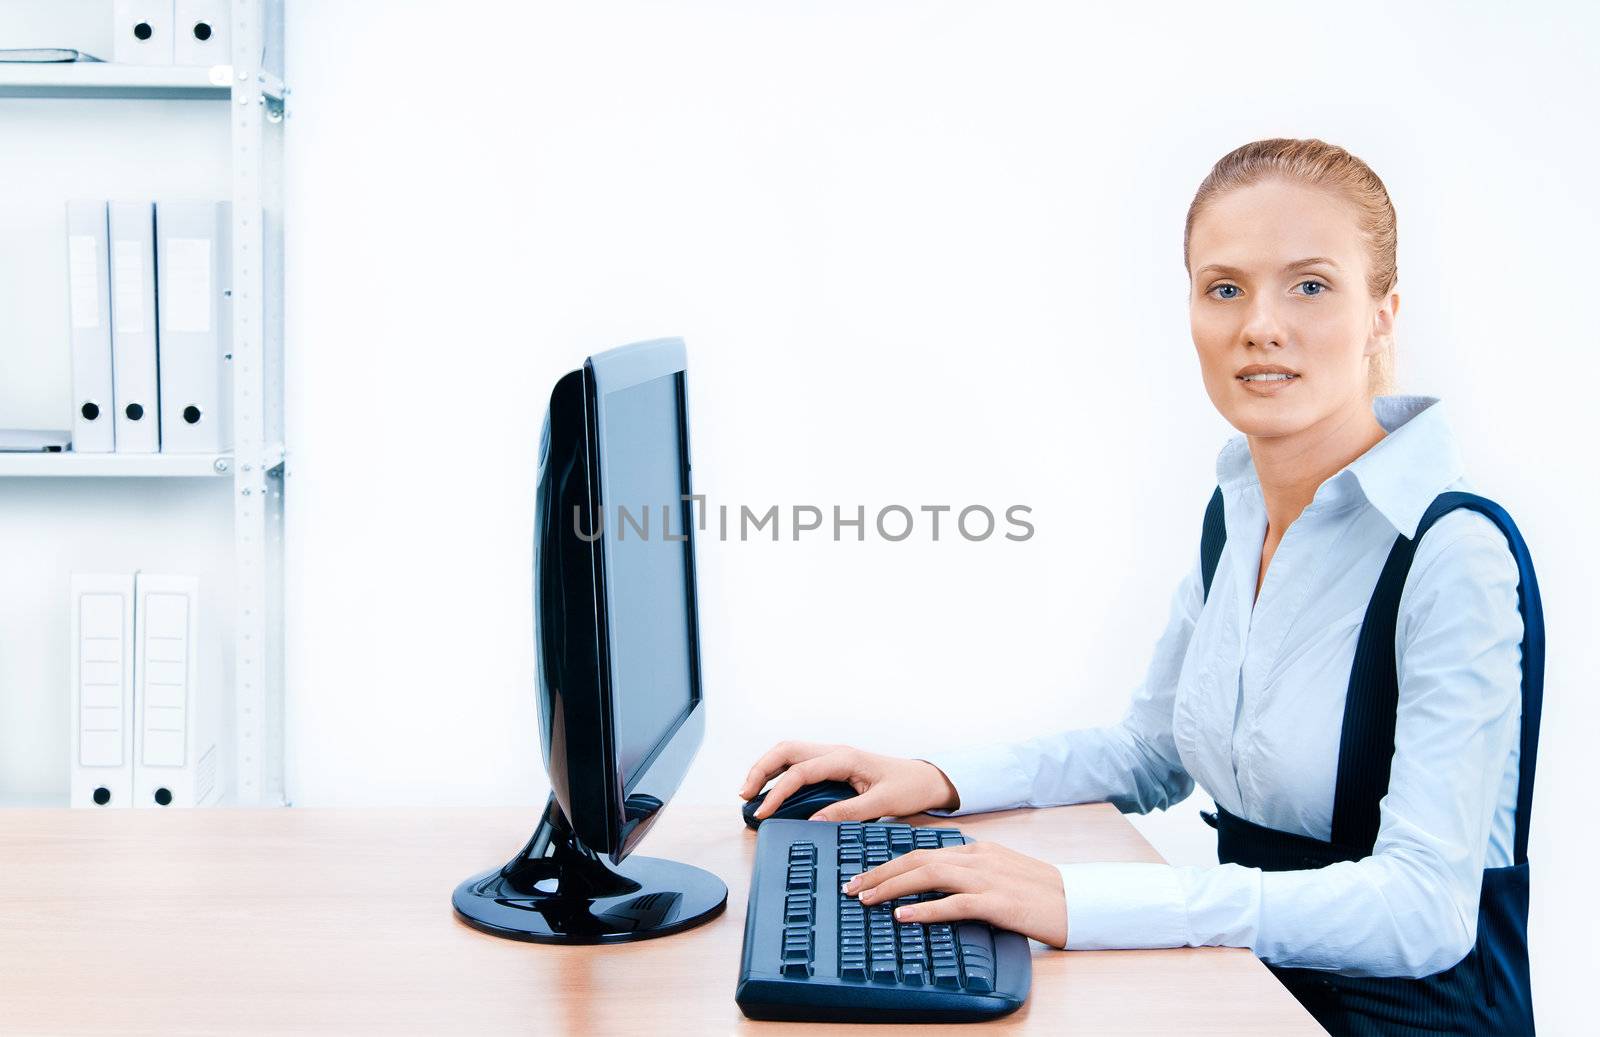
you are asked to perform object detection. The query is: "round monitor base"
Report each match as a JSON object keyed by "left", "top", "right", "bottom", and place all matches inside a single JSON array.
[{"left": 453, "top": 854, "right": 728, "bottom": 945}]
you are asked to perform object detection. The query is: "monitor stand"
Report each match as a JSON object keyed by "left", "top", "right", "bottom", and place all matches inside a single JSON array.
[{"left": 452, "top": 793, "right": 728, "bottom": 944}]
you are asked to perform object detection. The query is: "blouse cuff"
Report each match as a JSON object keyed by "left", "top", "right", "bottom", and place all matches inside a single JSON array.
[
  {"left": 917, "top": 744, "right": 1032, "bottom": 817},
  {"left": 1057, "top": 862, "right": 1189, "bottom": 950}
]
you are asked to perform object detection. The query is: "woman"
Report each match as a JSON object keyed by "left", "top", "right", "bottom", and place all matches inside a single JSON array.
[{"left": 738, "top": 139, "right": 1543, "bottom": 1035}]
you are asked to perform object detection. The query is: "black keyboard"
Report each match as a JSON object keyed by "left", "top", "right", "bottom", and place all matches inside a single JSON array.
[{"left": 735, "top": 819, "right": 1032, "bottom": 1022}]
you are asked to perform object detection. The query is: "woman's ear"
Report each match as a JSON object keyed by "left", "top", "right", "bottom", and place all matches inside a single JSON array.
[{"left": 1366, "top": 288, "right": 1400, "bottom": 356}]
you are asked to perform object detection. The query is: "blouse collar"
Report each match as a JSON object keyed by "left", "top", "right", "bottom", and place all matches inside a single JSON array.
[{"left": 1214, "top": 395, "right": 1466, "bottom": 539}]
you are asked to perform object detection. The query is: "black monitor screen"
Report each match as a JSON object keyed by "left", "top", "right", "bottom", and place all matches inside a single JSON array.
[{"left": 599, "top": 372, "right": 697, "bottom": 787}]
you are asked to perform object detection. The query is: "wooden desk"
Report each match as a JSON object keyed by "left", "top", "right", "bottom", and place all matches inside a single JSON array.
[{"left": 0, "top": 804, "right": 1319, "bottom": 1035}]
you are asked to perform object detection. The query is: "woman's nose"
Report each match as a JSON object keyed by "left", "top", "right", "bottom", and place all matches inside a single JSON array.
[{"left": 1239, "top": 297, "right": 1287, "bottom": 350}]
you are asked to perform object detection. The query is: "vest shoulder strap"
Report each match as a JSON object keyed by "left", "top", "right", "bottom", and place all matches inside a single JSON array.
[
  {"left": 1332, "top": 492, "right": 1545, "bottom": 864},
  {"left": 1200, "top": 486, "right": 1226, "bottom": 603}
]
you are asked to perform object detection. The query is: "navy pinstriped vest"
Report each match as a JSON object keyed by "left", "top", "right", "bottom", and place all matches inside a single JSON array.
[{"left": 1198, "top": 487, "right": 1543, "bottom": 1036}]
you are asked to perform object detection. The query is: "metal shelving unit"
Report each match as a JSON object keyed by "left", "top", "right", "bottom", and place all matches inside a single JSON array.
[{"left": 1, "top": 0, "right": 287, "bottom": 805}]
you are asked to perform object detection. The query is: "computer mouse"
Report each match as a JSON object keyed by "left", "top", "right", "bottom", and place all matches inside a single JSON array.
[{"left": 742, "top": 780, "right": 857, "bottom": 829}]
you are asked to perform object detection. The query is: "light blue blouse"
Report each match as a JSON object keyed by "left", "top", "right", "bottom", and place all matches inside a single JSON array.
[{"left": 927, "top": 395, "right": 1524, "bottom": 978}]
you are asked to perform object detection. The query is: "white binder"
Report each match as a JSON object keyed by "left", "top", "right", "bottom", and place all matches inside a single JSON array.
[
  {"left": 156, "top": 200, "right": 232, "bottom": 453},
  {"left": 113, "top": 0, "right": 176, "bottom": 66},
  {"left": 70, "top": 575, "right": 136, "bottom": 809},
  {"left": 65, "top": 200, "right": 116, "bottom": 453},
  {"left": 133, "top": 573, "right": 220, "bottom": 808},
  {"left": 173, "top": 1, "right": 232, "bottom": 67},
  {"left": 108, "top": 201, "right": 161, "bottom": 453}
]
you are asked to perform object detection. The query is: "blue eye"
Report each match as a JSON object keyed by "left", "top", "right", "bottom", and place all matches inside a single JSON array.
[
  {"left": 1210, "top": 284, "right": 1240, "bottom": 300},
  {"left": 1297, "top": 280, "right": 1326, "bottom": 296}
]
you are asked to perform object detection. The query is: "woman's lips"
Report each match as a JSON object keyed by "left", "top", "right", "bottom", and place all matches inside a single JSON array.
[{"left": 1237, "top": 373, "right": 1300, "bottom": 396}]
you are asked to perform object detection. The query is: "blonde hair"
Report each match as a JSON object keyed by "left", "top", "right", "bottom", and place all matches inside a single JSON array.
[{"left": 1184, "top": 138, "right": 1398, "bottom": 396}]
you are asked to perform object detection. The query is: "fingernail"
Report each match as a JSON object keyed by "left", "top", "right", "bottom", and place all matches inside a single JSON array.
[
  {"left": 894, "top": 906, "right": 911, "bottom": 920},
  {"left": 844, "top": 877, "right": 859, "bottom": 891},
  {"left": 858, "top": 890, "right": 873, "bottom": 903}
]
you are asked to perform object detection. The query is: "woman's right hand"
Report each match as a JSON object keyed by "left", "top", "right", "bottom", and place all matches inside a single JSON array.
[{"left": 738, "top": 741, "right": 961, "bottom": 823}]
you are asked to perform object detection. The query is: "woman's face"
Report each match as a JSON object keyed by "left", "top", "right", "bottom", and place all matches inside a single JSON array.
[{"left": 1188, "top": 178, "right": 1397, "bottom": 439}]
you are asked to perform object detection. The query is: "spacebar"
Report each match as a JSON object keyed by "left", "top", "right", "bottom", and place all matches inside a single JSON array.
[{"left": 955, "top": 921, "right": 996, "bottom": 993}]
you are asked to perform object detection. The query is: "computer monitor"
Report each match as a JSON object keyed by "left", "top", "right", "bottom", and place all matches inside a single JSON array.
[{"left": 452, "top": 338, "right": 728, "bottom": 944}]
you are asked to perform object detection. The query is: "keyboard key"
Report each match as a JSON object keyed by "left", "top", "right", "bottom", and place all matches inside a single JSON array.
[
  {"left": 951, "top": 919, "right": 993, "bottom": 990},
  {"left": 781, "top": 959, "right": 814, "bottom": 978},
  {"left": 870, "top": 960, "right": 898, "bottom": 983},
  {"left": 956, "top": 920, "right": 995, "bottom": 963},
  {"left": 900, "top": 961, "right": 926, "bottom": 985},
  {"left": 963, "top": 964, "right": 994, "bottom": 993}
]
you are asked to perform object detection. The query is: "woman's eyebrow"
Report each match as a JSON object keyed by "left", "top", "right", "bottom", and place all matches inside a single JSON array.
[{"left": 1195, "top": 257, "right": 1343, "bottom": 279}]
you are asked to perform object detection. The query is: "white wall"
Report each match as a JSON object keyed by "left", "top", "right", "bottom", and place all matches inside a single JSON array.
[{"left": 283, "top": 2, "right": 1599, "bottom": 1027}]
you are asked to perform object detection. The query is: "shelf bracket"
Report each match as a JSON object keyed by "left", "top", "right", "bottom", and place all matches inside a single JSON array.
[
  {"left": 257, "top": 72, "right": 287, "bottom": 122},
  {"left": 257, "top": 71, "right": 286, "bottom": 102}
]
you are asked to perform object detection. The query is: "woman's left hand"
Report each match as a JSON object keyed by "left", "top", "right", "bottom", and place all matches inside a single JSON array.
[{"left": 844, "top": 841, "right": 1068, "bottom": 949}]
